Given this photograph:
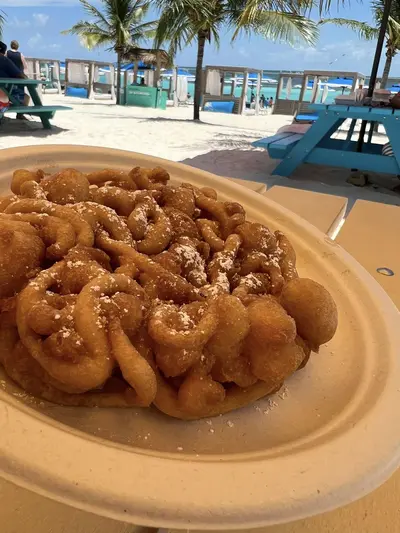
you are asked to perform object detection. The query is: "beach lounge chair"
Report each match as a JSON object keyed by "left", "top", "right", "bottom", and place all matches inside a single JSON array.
[{"left": 294, "top": 113, "right": 319, "bottom": 124}]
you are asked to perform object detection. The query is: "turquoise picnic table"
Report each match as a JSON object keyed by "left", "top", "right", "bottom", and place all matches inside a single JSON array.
[
  {"left": 0, "top": 78, "right": 70, "bottom": 129},
  {"left": 254, "top": 104, "right": 400, "bottom": 177}
]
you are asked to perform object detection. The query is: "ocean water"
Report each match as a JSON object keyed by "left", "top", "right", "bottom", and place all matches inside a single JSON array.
[
  {"left": 161, "top": 79, "right": 344, "bottom": 105},
  {"left": 62, "top": 66, "right": 400, "bottom": 107}
]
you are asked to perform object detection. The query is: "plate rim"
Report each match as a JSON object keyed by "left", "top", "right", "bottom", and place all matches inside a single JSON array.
[{"left": 0, "top": 144, "right": 400, "bottom": 529}]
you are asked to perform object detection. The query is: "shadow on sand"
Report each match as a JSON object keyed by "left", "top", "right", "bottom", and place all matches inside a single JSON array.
[
  {"left": 181, "top": 149, "right": 400, "bottom": 213},
  {"left": 0, "top": 117, "right": 68, "bottom": 137},
  {"left": 139, "top": 116, "right": 230, "bottom": 127}
]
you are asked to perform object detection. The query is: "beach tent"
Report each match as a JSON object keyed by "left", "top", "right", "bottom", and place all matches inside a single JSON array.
[
  {"left": 274, "top": 70, "right": 365, "bottom": 116},
  {"left": 202, "top": 65, "right": 262, "bottom": 115},
  {"left": 161, "top": 68, "right": 194, "bottom": 106},
  {"left": 24, "top": 58, "right": 62, "bottom": 95},
  {"left": 65, "top": 59, "right": 115, "bottom": 99}
]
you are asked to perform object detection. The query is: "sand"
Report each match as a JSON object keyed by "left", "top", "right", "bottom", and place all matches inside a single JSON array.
[{"left": 1, "top": 93, "right": 399, "bottom": 210}]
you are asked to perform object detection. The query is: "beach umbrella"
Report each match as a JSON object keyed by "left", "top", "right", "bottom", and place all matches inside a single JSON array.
[
  {"left": 286, "top": 77, "right": 292, "bottom": 99},
  {"left": 326, "top": 78, "right": 353, "bottom": 90},
  {"left": 357, "top": 0, "right": 393, "bottom": 150},
  {"left": 162, "top": 68, "right": 192, "bottom": 77}
]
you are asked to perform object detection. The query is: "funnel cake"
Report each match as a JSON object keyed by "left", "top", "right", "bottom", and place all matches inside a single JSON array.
[{"left": 0, "top": 165, "right": 338, "bottom": 419}]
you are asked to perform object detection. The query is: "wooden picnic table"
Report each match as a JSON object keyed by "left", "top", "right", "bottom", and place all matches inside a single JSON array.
[
  {"left": 0, "top": 178, "right": 399, "bottom": 533},
  {"left": 259, "top": 104, "right": 400, "bottom": 177},
  {"left": 0, "top": 78, "right": 70, "bottom": 129}
]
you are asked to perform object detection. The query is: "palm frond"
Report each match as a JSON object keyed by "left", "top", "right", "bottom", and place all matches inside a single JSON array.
[
  {"left": 319, "top": 17, "right": 379, "bottom": 39},
  {"left": 62, "top": 21, "right": 111, "bottom": 39},
  {"left": 234, "top": 0, "right": 313, "bottom": 26},
  {"left": 154, "top": 0, "right": 208, "bottom": 10},
  {"left": 155, "top": 9, "right": 197, "bottom": 51},
  {"left": 316, "top": 0, "right": 352, "bottom": 16},
  {"left": 387, "top": 14, "right": 400, "bottom": 44},
  {"left": 79, "top": 33, "right": 110, "bottom": 50},
  {"left": 126, "top": 0, "right": 150, "bottom": 23},
  {"left": 0, "top": 9, "right": 6, "bottom": 37},
  {"left": 63, "top": 0, "right": 157, "bottom": 53},
  {"left": 130, "top": 19, "right": 158, "bottom": 36},
  {"left": 78, "top": 0, "right": 110, "bottom": 30},
  {"left": 372, "top": 0, "right": 389, "bottom": 24},
  {"left": 250, "top": 10, "right": 319, "bottom": 46}
]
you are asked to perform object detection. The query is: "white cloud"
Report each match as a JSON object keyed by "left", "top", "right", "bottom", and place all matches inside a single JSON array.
[
  {"left": 9, "top": 16, "right": 31, "bottom": 28},
  {"left": 9, "top": 13, "right": 49, "bottom": 28},
  {"left": 238, "top": 47, "right": 249, "bottom": 59},
  {"left": 27, "top": 33, "right": 43, "bottom": 49},
  {"left": 48, "top": 43, "right": 61, "bottom": 49},
  {"left": 33, "top": 13, "right": 50, "bottom": 27}
]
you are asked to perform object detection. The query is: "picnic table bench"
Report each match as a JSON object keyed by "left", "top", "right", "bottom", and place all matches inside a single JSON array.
[
  {"left": 0, "top": 178, "right": 399, "bottom": 533},
  {"left": 0, "top": 78, "right": 70, "bottom": 129},
  {"left": 252, "top": 132, "right": 304, "bottom": 159},
  {"left": 253, "top": 104, "right": 400, "bottom": 177}
]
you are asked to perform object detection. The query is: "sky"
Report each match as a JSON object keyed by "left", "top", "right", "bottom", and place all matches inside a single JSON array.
[{"left": 1, "top": 0, "right": 399, "bottom": 77}]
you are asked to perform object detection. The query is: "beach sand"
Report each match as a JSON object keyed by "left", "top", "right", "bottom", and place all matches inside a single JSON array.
[{"left": 1, "top": 93, "right": 399, "bottom": 210}]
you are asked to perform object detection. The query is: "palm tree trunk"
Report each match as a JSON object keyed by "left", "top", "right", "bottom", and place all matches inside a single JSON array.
[
  {"left": 194, "top": 31, "right": 207, "bottom": 121},
  {"left": 381, "top": 47, "right": 395, "bottom": 89},
  {"left": 116, "top": 52, "right": 122, "bottom": 105}
]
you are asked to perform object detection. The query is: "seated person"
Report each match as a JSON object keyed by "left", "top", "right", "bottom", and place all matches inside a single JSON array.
[
  {"left": 0, "top": 41, "right": 28, "bottom": 119},
  {"left": 391, "top": 91, "right": 400, "bottom": 110},
  {"left": 6, "top": 40, "right": 29, "bottom": 75},
  {"left": 130, "top": 77, "right": 146, "bottom": 87}
]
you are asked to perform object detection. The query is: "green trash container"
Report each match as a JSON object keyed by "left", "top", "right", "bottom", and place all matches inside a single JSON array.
[
  {"left": 124, "top": 86, "right": 158, "bottom": 108},
  {"left": 156, "top": 89, "right": 168, "bottom": 110},
  {"left": 120, "top": 87, "right": 126, "bottom": 105}
]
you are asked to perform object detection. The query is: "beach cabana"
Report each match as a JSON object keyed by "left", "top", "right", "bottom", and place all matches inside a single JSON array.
[
  {"left": 274, "top": 70, "right": 365, "bottom": 116},
  {"left": 202, "top": 65, "right": 262, "bottom": 115},
  {"left": 161, "top": 68, "right": 194, "bottom": 106},
  {"left": 25, "top": 58, "right": 62, "bottom": 95},
  {"left": 64, "top": 59, "right": 115, "bottom": 99}
]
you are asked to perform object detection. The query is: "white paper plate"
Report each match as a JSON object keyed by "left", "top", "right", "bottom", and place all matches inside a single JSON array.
[{"left": 0, "top": 145, "right": 399, "bottom": 529}]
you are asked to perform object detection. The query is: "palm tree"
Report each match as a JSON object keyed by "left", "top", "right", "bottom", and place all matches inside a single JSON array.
[
  {"left": 63, "top": 0, "right": 157, "bottom": 104},
  {"left": 154, "top": 0, "right": 320, "bottom": 121},
  {"left": 0, "top": 10, "right": 6, "bottom": 38},
  {"left": 320, "top": 0, "right": 400, "bottom": 88}
]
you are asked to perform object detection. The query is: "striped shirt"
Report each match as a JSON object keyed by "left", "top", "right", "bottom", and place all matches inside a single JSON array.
[{"left": 382, "top": 143, "right": 394, "bottom": 157}]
